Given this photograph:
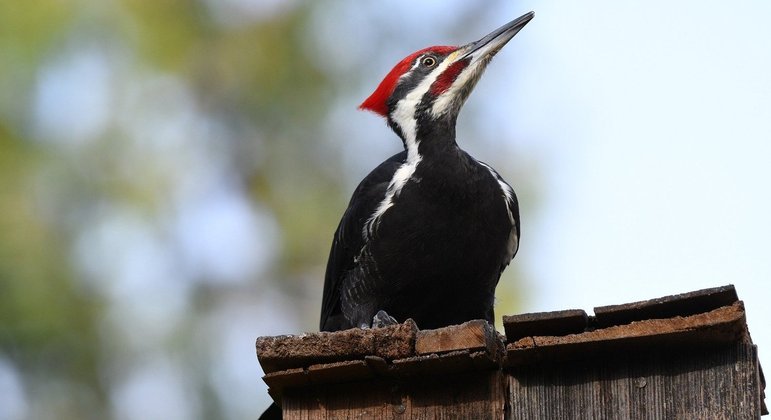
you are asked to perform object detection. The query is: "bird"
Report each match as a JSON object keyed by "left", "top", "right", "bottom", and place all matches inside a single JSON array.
[{"left": 320, "top": 12, "right": 533, "bottom": 332}]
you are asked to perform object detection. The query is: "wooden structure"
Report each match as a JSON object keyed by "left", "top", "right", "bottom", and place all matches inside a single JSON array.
[{"left": 256, "top": 285, "right": 767, "bottom": 418}]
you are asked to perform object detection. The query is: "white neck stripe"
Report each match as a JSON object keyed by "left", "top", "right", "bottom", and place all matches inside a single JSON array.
[{"left": 362, "top": 54, "right": 456, "bottom": 238}]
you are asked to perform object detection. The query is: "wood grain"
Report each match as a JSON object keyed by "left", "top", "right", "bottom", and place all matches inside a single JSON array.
[
  {"left": 507, "top": 342, "right": 762, "bottom": 419},
  {"left": 283, "top": 370, "right": 506, "bottom": 420}
]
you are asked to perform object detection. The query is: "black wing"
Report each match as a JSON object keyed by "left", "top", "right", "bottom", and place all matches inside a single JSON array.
[{"left": 320, "top": 151, "right": 406, "bottom": 331}]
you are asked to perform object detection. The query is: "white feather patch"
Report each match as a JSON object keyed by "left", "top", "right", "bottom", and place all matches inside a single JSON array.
[
  {"left": 363, "top": 98, "right": 421, "bottom": 237},
  {"left": 478, "top": 161, "right": 519, "bottom": 260}
]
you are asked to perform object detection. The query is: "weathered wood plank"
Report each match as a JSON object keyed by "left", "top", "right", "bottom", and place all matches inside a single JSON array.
[
  {"left": 306, "top": 360, "right": 372, "bottom": 385},
  {"left": 506, "top": 302, "right": 747, "bottom": 366},
  {"left": 283, "top": 370, "right": 506, "bottom": 420},
  {"left": 594, "top": 284, "right": 738, "bottom": 328},
  {"left": 256, "top": 320, "right": 417, "bottom": 374},
  {"left": 416, "top": 319, "right": 498, "bottom": 355},
  {"left": 392, "top": 350, "right": 475, "bottom": 377},
  {"left": 503, "top": 309, "right": 588, "bottom": 342},
  {"left": 506, "top": 342, "right": 762, "bottom": 419},
  {"left": 262, "top": 367, "right": 308, "bottom": 393}
]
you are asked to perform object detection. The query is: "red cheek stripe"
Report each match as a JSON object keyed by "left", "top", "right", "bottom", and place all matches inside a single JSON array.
[{"left": 430, "top": 59, "right": 469, "bottom": 96}]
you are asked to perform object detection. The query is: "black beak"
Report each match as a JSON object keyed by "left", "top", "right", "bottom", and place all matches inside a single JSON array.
[{"left": 460, "top": 11, "right": 534, "bottom": 62}]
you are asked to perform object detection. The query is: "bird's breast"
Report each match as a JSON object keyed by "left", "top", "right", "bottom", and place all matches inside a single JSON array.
[{"left": 368, "top": 160, "right": 512, "bottom": 280}]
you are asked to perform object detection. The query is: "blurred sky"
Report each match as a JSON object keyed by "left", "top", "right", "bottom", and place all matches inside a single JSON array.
[
  {"left": 507, "top": 2, "right": 771, "bottom": 353},
  {"left": 2, "top": 1, "right": 770, "bottom": 419}
]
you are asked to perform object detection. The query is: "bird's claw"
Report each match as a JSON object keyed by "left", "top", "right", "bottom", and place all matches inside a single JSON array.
[{"left": 371, "top": 310, "right": 398, "bottom": 328}]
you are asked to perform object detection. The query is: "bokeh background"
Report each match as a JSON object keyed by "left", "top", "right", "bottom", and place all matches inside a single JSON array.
[{"left": 1, "top": 1, "right": 769, "bottom": 418}]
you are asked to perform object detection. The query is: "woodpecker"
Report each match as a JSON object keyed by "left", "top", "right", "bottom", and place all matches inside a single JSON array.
[{"left": 320, "top": 12, "right": 533, "bottom": 332}]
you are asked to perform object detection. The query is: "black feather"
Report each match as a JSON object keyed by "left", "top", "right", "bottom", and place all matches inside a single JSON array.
[{"left": 320, "top": 147, "right": 519, "bottom": 331}]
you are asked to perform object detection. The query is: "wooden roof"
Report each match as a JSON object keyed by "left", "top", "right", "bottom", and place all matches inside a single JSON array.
[{"left": 255, "top": 284, "right": 766, "bottom": 414}]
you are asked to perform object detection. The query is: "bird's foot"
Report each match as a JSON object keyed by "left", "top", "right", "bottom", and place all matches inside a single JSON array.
[{"left": 371, "top": 310, "right": 398, "bottom": 328}]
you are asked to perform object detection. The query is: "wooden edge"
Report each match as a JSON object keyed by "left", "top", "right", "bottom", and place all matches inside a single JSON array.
[
  {"left": 470, "top": 350, "right": 500, "bottom": 371},
  {"left": 504, "top": 301, "right": 747, "bottom": 367},
  {"left": 306, "top": 360, "right": 372, "bottom": 385},
  {"left": 391, "top": 350, "right": 475, "bottom": 376},
  {"left": 416, "top": 320, "right": 498, "bottom": 355},
  {"left": 503, "top": 309, "right": 588, "bottom": 342},
  {"left": 262, "top": 360, "right": 374, "bottom": 401},
  {"left": 263, "top": 367, "right": 308, "bottom": 399},
  {"left": 593, "top": 284, "right": 737, "bottom": 328},
  {"left": 364, "top": 355, "right": 392, "bottom": 377},
  {"left": 263, "top": 349, "right": 500, "bottom": 400},
  {"left": 255, "top": 320, "right": 417, "bottom": 374}
]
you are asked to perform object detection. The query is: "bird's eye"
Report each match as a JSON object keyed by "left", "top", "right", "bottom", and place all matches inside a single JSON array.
[{"left": 421, "top": 56, "right": 437, "bottom": 67}]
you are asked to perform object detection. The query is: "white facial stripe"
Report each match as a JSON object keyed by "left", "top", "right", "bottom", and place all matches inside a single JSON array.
[
  {"left": 363, "top": 54, "right": 457, "bottom": 238},
  {"left": 391, "top": 51, "right": 457, "bottom": 141},
  {"left": 405, "top": 58, "right": 422, "bottom": 76}
]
